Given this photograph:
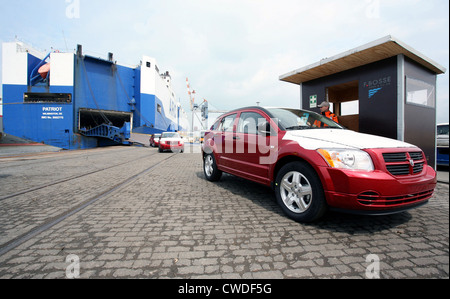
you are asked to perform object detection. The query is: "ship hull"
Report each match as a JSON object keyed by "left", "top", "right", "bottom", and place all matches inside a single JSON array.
[{"left": 2, "top": 42, "right": 188, "bottom": 150}]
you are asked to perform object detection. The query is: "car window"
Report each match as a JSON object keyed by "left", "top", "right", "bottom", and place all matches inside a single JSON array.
[
  {"left": 211, "top": 119, "right": 221, "bottom": 131},
  {"left": 237, "top": 112, "right": 265, "bottom": 134},
  {"left": 267, "top": 108, "right": 343, "bottom": 130},
  {"left": 219, "top": 114, "right": 237, "bottom": 132},
  {"left": 161, "top": 132, "right": 180, "bottom": 138}
]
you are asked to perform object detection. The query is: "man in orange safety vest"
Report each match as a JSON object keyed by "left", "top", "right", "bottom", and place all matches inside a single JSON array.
[{"left": 314, "top": 101, "right": 339, "bottom": 127}]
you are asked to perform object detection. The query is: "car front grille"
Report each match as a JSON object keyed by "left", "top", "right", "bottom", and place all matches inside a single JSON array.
[{"left": 382, "top": 151, "right": 425, "bottom": 176}]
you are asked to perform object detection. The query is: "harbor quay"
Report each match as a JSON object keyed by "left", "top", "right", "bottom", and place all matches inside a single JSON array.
[{"left": 0, "top": 145, "right": 448, "bottom": 279}]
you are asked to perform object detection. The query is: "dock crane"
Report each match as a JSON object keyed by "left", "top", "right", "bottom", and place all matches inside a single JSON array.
[
  {"left": 186, "top": 78, "right": 208, "bottom": 131},
  {"left": 186, "top": 77, "right": 227, "bottom": 131}
]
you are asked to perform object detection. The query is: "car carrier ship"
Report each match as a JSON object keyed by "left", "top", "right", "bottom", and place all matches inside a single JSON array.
[{"left": 1, "top": 41, "right": 189, "bottom": 150}]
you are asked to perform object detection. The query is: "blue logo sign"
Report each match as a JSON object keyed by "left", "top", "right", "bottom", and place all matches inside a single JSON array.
[{"left": 369, "top": 88, "right": 382, "bottom": 99}]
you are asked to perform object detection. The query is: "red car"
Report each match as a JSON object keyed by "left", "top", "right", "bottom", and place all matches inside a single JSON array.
[
  {"left": 158, "top": 132, "right": 185, "bottom": 153},
  {"left": 202, "top": 107, "right": 436, "bottom": 223},
  {"left": 149, "top": 134, "right": 161, "bottom": 147}
]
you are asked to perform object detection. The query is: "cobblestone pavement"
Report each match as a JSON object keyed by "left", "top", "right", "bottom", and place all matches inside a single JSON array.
[{"left": 0, "top": 146, "right": 448, "bottom": 279}]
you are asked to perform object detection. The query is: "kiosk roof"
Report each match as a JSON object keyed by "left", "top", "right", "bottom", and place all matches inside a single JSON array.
[{"left": 280, "top": 35, "right": 446, "bottom": 84}]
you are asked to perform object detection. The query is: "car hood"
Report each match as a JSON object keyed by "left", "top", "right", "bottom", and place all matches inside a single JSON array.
[
  {"left": 161, "top": 137, "right": 183, "bottom": 142},
  {"left": 283, "top": 129, "right": 416, "bottom": 150}
]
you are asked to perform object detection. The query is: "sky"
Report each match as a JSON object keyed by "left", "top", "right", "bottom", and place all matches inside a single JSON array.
[{"left": 0, "top": 0, "right": 449, "bottom": 125}]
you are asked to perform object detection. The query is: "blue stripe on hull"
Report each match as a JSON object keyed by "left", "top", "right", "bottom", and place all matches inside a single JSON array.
[
  {"left": 2, "top": 50, "right": 188, "bottom": 150},
  {"left": 3, "top": 84, "right": 73, "bottom": 149}
]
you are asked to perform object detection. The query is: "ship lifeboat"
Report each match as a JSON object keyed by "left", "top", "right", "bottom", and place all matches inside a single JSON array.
[{"left": 38, "top": 63, "right": 50, "bottom": 79}]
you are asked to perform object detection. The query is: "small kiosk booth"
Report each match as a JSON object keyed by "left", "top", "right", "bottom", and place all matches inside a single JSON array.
[{"left": 280, "top": 36, "right": 446, "bottom": 168}]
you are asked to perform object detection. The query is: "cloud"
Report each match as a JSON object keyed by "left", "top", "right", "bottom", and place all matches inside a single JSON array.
[{"left": 0, "top": 0, "right": 448, "bottom": 123}]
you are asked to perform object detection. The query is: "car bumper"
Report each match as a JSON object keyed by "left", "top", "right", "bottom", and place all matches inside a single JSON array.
[
  {"left": 320, "top": 165, "right": 437, "bottom": 214},
  {"left": 159, "top": 143, "right": 184, "bottom": 151}
]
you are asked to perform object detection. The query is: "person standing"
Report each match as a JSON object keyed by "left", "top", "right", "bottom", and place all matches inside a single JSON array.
[{"left": 314, "top": 101, "right": 339, "bottom": 127}]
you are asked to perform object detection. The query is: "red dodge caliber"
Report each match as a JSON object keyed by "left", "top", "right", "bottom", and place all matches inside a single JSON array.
[{"left": 201, "top": 107, "right": 437, "bottom": 223}]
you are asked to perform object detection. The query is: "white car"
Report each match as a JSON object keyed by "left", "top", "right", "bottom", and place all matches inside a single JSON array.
[
  {"left": 158, "top": 132, "right": 185, "bottom": 153},
  {"left": 437, "top": 123, "right": 449, "bottom": 147}
]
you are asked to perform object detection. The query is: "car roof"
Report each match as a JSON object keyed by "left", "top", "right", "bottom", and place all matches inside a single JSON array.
[
  {"left": 220, "top": 106, "right": 319, "bottom": 121},
  {"left": 222, "top": 106, "right": 279, "bottom": 118}
]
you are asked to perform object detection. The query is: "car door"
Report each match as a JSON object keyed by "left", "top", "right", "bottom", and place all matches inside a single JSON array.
[
  {"left": 232, "top": 110, "right": 274, "bottom": 184},
  {"left": 214, "top": 113, "right": 237, "bottom": 168}
]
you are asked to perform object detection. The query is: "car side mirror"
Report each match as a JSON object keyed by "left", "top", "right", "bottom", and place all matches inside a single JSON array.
[{"left": 257, "top": 121, "right": 271, "bottom": 136}]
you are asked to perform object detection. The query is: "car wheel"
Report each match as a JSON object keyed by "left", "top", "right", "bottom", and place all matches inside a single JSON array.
[
  {"left": 204, "top": 154, "right": 222, "bottom": 181},
  {"left": 275, "top": 161, "right": 327, "bottom": 223}
]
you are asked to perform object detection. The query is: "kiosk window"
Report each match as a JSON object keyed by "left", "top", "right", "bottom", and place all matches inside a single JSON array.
[{"left": 406, "top": 77, "right": 435, "bottom": 108}]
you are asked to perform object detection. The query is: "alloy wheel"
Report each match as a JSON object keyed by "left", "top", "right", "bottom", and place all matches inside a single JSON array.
[
  {"left": 204, "top": 155, "right": 214, "bottom": 177},
  {"left": 279, "top": 171, "right": 313, "bottom": 213}
]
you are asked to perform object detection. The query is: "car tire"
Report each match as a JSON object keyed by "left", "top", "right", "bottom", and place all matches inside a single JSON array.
[
  {"left": 203, "top": 153, "right": 222, "bottom": 182},
  {"left": 275, "top": 161, "right": 327, "bottom": 223}
]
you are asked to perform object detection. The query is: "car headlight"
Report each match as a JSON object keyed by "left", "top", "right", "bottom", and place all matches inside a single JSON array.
[{"left": 317, "top": 148, "right": 374, "bottom": 171}]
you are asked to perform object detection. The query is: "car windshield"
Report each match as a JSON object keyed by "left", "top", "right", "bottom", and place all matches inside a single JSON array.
[
  {"left": 266, "top": 108, "right": 343, "bottom": 130},
  {"left": 161, "top": 132, "right": 180, "bottom": 138}
]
